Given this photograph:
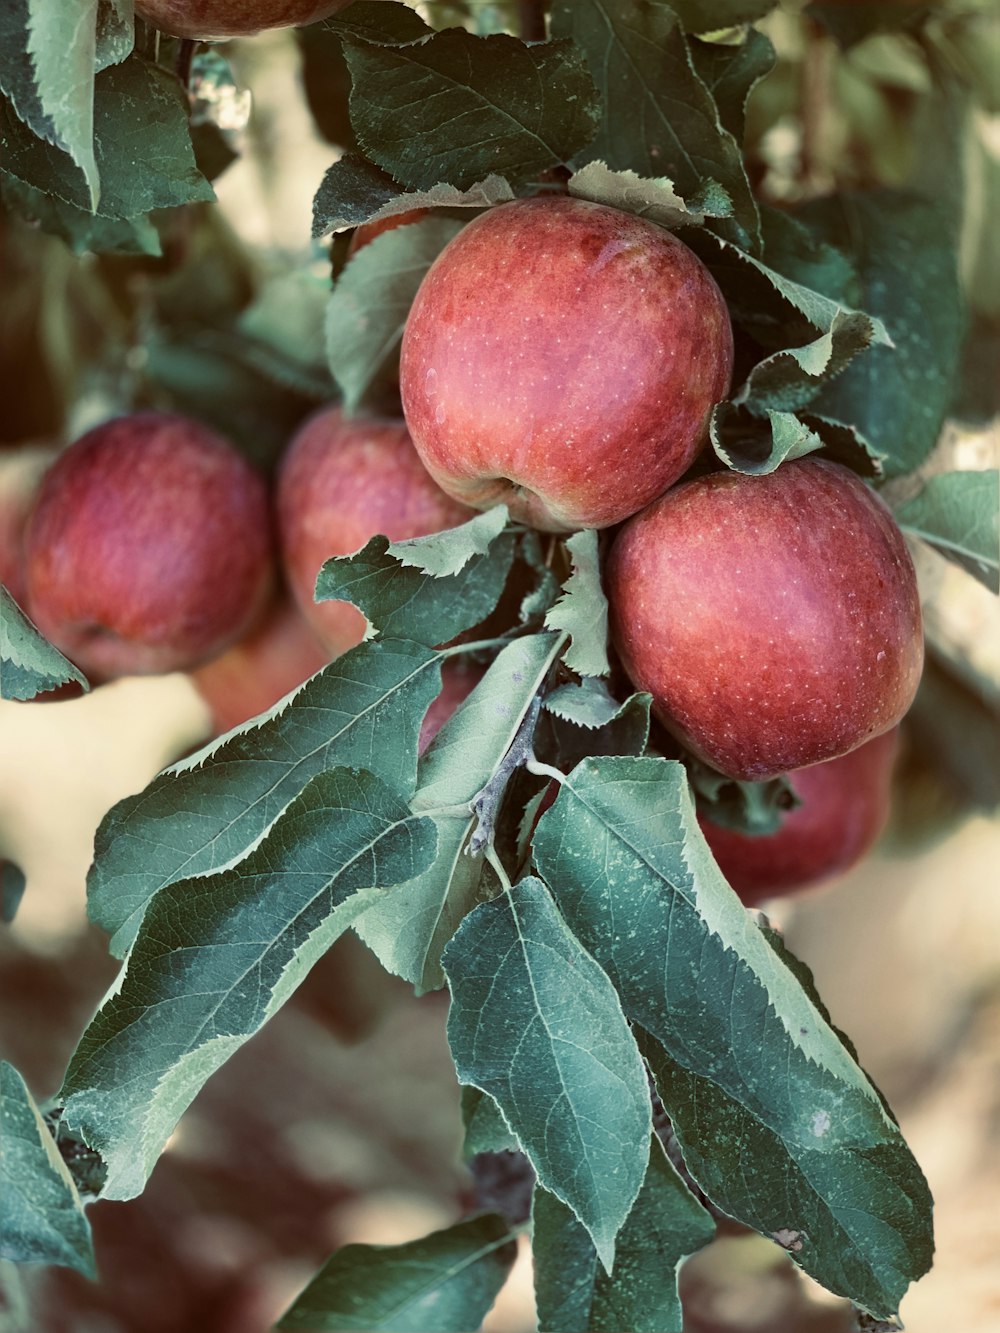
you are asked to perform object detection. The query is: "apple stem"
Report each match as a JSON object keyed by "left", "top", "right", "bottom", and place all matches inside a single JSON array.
[
  {"left": 485, "top": 843, "right": 515, "bottom": 896},
  {"left": 525, "top": 758, "right": 566, "bottom": 787}
]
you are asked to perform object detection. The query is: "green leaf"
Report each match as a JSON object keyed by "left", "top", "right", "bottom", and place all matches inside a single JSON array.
[
  {"left": 316, "top": 533, "right": 516, "bottom": 647},
  {"left": 344, "top": 30, "right": 600, "bottom": 192},
  {"left": 544, "top": 530, "right": 609, "bottom": 678},
  {"left": 326, "top": 215, "right": 464, "bottom": 412},
  {"left": 538, "top": 690, "right": 652, "bottom": 774},
  {"left": 88, "top": 640, "right": 442, "bottom": 957},
  {"left": 567, "top": 161, "right": 712, "bottom": 230},
  {"left": 63, "top": 767, "right": 437, "bottom": 1202},
  {"left": 0, "top": 587, "right": 89, "bottom": 702},
  {"left": 323, "top": 1, "right": 433, "bottom": 47},
  {"left": 893, "top": 470, "right": 1000, "bottom": 593},
  {"left": 689, "top": 28, "right": 776, "bottom": 146},
  {"left": 1, "top": 859, "right": 27, "bottom": 925},
  {"left": 686, "top": 758, "right": 799, "bottom": 837},
  {"left": 532, "top": 1138, "right": 715, "bottom": 1333},
  {"left": 801, "top": 190, "right": 965, "bottom": 477},
  {"left": 0, "top": 1063, "right": 95, "bottom": 1278},
  {"left": 551, "top": 0, "right": 760, "bottom": 250},
  {"left": 443, "top": 877, "right": 650, "bottom": 1270},
  {"left": 387, "top": 506, "right": 509, "bottom": 579},
  {"left": 277, "top": 1213, "right": 518, "bottom": 1332},
  {"left": 0, "top": 174, "right": 160, "bottom": 256},
  {"left": 0, "top": 56, "right": 212, "bottom": 219},
  {"left": 709, "top": 404, "right": 824, "bottom": 475},
  {"left": 312, "top": 152, "right": 515, "bottom": 239},
  {"left": 532, "top": 756, "right": 934, "bottom": 1319},
  {"left": 461, "top": 1088, "right": 519, "bottom": 1158},
  {"left": 543, "top": 679, "right": 634, "bottom": 731},
  {"left": 355, "top": 633, "right": 562, "bottom": 991}
]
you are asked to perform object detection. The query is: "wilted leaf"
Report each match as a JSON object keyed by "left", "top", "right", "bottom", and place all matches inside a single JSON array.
[
  {"left": 278, "top": 1213, "right": 518, "bottom": 1331},
  {"left": 0, "top": 587, "right": 88, "bottom": 701},
  {"left": 64, "top": 768, "right": 436, "bottom": 1201},
  {"left": 710, "top": 404, "right": 824, "bottom": 475},
  {"left": 0, "top": 1062, "right": 95, "bottom": 1277},
  {"left": 388, "top": 506, "right": 509, "bottom": 578},
  {"left": 444, "top": 877, "right": 650, "bottom": 1269},
  {"left": 567, "top": 161, "right": 709, "bottom": 229}
]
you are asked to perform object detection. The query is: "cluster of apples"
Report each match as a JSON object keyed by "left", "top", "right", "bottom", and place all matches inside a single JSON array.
[{"left": 2, "top": 197, "right": 923, "bottom": 906}]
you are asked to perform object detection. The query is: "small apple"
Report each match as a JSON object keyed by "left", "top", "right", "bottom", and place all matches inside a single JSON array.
[
  {"left": 606, "top": 459, "right": 923, "bottom": 781},
  {"left": 699, "top": 729, "right": 900, "bottom": 906},
  {"left": 0, "top": 443, "right": 57, "bottom": 607},
  {"left": 192, "top": 594, "right": 331, "bottom": 736},
  {"left": 23, "top": 412, "right": 275, "bottom": 680},
  {"left": 132, "top": 0, "right": 354, "bottom": 40},
  {"left": 400, "top": 196, "right": 733, "bottom": 532},
  {"left": 347, "top": 210, "right": 430, "bottom": 258},
  {"left": 277, "top": 406, "right": 473, "bottom": 655}
]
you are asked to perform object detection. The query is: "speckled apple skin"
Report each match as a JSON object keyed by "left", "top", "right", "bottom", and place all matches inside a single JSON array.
[
  {"left": 23, "top": 413, "right": 274, "bottom": 680},
  {"left": 277, "top": 406, "right": 473, "bottom": 655},
  {"left": 699, "top": 728, "right": 900, "bottom": 905},
  {"left": 133, "top": 0, "right": 351, "bottom": 38},
  {"left": 607, "top": 459, "right": 923, "bottom": 781},
  {"left": 399, "top": 197, "right": 733, "bottom": 532}
]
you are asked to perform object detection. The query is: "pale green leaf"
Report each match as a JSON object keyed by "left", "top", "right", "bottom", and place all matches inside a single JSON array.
[
  {"left": 0, "top": 587, "right": 88, "bottom": 702},
  {"left": 544, "top": 530, "right": 609, "bottom": 678},
  {"left": 461, "top": 1088, "right": 519, "bottom": 1158},
  {"left": 387, "top": 505, "right": 509, "bottom": 579},
  {"left": 63, "top": 768, "right": 436, "bottom": 1201},
  {"left": 567, "top": 162, "right": 711, "bottom": 229},
  {"left": 893, "top": 470, "right": 999, "bottom": 593}
]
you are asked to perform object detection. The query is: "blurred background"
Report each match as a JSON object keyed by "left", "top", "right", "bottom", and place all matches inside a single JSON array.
[{"left": 1, "top": 4, "right": 999, "bottom": 1330}]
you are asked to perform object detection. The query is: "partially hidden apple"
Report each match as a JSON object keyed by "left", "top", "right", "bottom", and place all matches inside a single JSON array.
[
  {"left": 400, "top": 196, "right": 733, "bottom": 532},
  {"left": 132, "top": 0, "right": 354, "bottom": 40},
  {"left": 192, "top": 594, "right": 331, "bottom": 736},
  {"left": 607, "top": 459, "right": 923, "bottom": 781},
  {"left": 699, "top": 728, "right": 900, "bottom": 906},
  {"left": 24, "top": 412, "right": 275, "bottom": 680},
  {"left": 0, "top": 443, "right": 57, "bottom": 607},
  {"left": 277, "top": 406, "right": 473, "bottom": 655}
]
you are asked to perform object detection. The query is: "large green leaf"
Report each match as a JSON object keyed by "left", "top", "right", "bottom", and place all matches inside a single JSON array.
[
  {"left": 532, "top": 1138, "right": 715, "bottom": 1333},
  {"left": 63, "top": 768, "right": 436, "bottom": 1201},
  {"left": 0, "top": 56, "right": 212, "bottom": 219},
  {"left": 444, "top": 877, "right": 650, "bottom": 1269},
  {"left": 344, "top": 30, "right": 600, "bottom": 192},
  {"left": 355, "top": 633, "right": 563, "bottom": 992},
  {"left": 88, "top": 640, "right": 442, "bottom": 956},
  {"left": 325, "top": 216, "right": 464, "bottom": 411},
  {"left": 0, "top": 587, "right": 88, "bottom": 702},
  {"left": 0, "top": 1063, "right": 95, "bottom": 1278},
  {"left": 278, "top": 1213, "right": 518, "bottom": 1331},
  {"left": 893, "top": 470, "right": 999, "bottom": 593},
  {"left": 551, "top": 0, "right": 759, "bottom": 250},
  {"left": 315, "top": 533, "right": 516, "bottom": 647},
  {"left": 532, "top": 756, "right": 934, "bottom": 1319}
]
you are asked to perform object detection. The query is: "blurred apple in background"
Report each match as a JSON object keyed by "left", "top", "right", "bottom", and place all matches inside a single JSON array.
[
  {"left": 400, "top": 196, "right": 733, "bottom": 532},
  {"left": 277, "top": 406, "right": 472, "bottom": 656},
  {"left": 607, "top": 459, "right": 923, "bottom": 781},
  {"left": 699, "top": 728, "right": 901, "bottom": 907},
  {"left": 132, "top": 0, "right": 355, "bottom": 39},
  {"left": 0, "top": 442, "right": 57, "bottom": 606},
  {"left": 23, "top": 412, "right": 275, "bottom": 681}
]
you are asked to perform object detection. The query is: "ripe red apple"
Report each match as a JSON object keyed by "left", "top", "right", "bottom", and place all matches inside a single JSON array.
[
  {"left": 606, "top": 459, "right": 923, "bottom": 781},
  {"left": 0, "top": 443, "right": 57, "bottom": 607},
  {"left": 192, "top": 594, "right": 331, "bottom": 736},
  {"left": 277, "top": 406, "right": 473, "bottom": 655},
  {"left": 399, "top": 196, "right": 733, "bottom": 532},
  {"left": 699, "top": 728, "right": 900, "bottom": 906},
  {"left": 23, "top": 413, "right": 275, "bottom": 680},
  {"left": 132, "top": 0, "right": 354, "bottom": 39}
]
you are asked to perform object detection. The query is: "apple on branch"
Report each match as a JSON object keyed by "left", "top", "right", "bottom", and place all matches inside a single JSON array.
[
  {"left": 23, "top": 412, "right": 275, "bottom": 681},
  {"left": 277, "top": 405, "right": 473, "bottom": 656},
  {"left": 400, "top": 196, "right": 733, "bottom": 532},
  {"left": 606, "top": 458, "right": 923, "bottom": 781},
  {"left": 0, "top": 442, "right": 58, "bottom": 608},
  {"left": 132, "top": 0, "right": 355, "bottom": 40}
]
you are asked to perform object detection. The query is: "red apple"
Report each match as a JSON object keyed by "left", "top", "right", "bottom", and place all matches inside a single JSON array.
[
  {"left": 399, "top": 196, "right": 733, "bottom": 532},
  {"left": 699, "top": 729, "right": 900, "bottom": 906},
  {"left": 0, "top": 443, "right": 57, "bottom": 607},
  {"left": 347, "top": 210, "right": 430, "bottom": 258},
  {"left": 132, "top": 0, "right": 354, "bottom": 39},
  {"left": 23, "top": 413, "right": 275, "bottom": 680},
  {"left": 606, "top": 459, "right": 923, "bottom": 781},
  {"left": 192, "top": 594, "right": 331, "bottom": 736},
  {"left": 418, "top": 661, "right": 484, "bottom": 754},
  {"left": 277, "top": 406, "right": 473, "bottom": 655}
]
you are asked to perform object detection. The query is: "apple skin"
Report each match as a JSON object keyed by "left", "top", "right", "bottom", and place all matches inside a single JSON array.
[
  {"left": 399, "top": 196, "right": 733, "bottom": 533},
  {"left": 23, "top": 413, "right": 275, "bottom": 680},
  {"left": 606, "top": 458, "right": 923, "bottom": 781},
  {"left": 277, "top": 406, "right": 473, "bottom": 655},
  {"left": 699, "top": 728, "right": 900, "bottom": 906},
  {"left": 192, "top": 594, "right": 331, "bottom": 736},
  {"left": 0, "top": 444, "right": 57, "bottom": 607},
  {"left": 132, "top": 0, "right": 353, "bottom": 39}
]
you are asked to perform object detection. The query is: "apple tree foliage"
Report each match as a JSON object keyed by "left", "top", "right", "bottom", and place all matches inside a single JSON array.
[{"left": 1, "top": 0, "right": 999, "bottom": 1329}]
